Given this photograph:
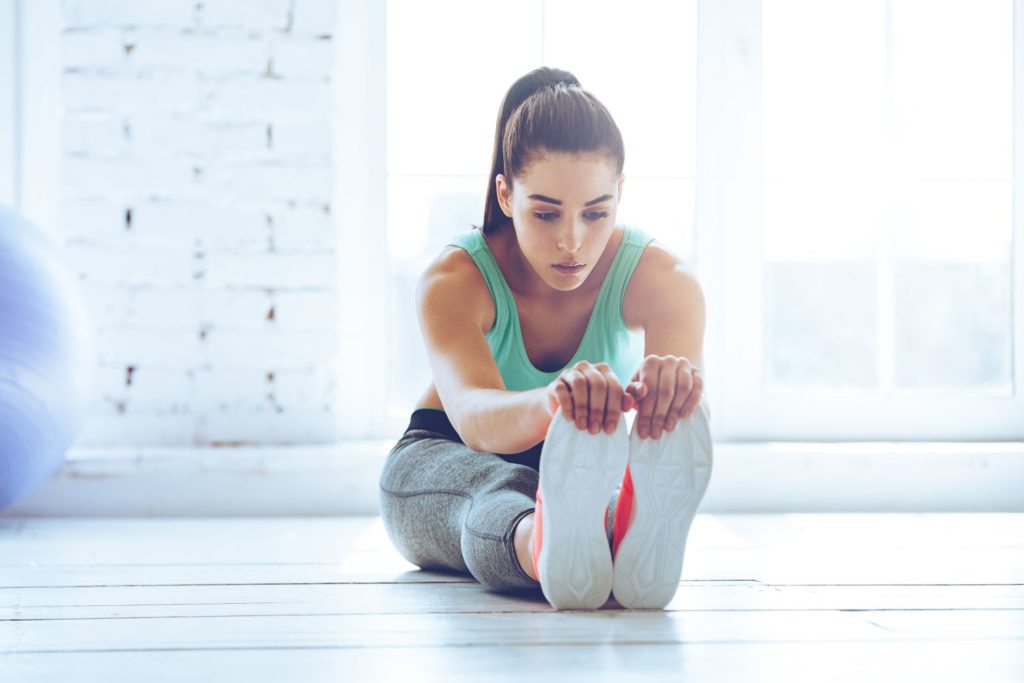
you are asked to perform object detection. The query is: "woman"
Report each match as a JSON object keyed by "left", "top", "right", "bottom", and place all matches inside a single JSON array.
[{"left": 379, "top": 66, "right": 713, "bottom": 610}]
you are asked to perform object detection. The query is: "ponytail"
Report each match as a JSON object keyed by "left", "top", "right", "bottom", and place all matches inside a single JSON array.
[{"left": 475, "top": 67, "right": 625, "bottom": 235}]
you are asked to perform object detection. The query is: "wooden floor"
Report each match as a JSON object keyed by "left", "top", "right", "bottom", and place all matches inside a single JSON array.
[{"left": 0, "top": 513, "right": 1021, "bottom": 682}]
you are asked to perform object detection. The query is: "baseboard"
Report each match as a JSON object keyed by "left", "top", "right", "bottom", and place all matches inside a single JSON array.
[{"left": 2, "top": 441, "right": 1022, "bottom": 516}]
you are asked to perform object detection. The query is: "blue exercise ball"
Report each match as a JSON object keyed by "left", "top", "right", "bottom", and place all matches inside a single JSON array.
[{"left": 0, "top": 204, "right": 95, "bottom": 510}]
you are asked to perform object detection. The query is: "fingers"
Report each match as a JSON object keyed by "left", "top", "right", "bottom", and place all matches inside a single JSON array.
[
  {"left": 649, "top": 358, "right": 679, "bottom": 440},
  {"left": 623, "top": 369, "right": 646, "bottom": 410},
  {"left": 675, "top": 365, "right": 702, "bottom": 423},
  {"left": 634, "top": 359, "right": 704, "bottom": 439},
  {"left": 601, "top": 365, "right": 624, "bottom": 435},
  {"left": 565, "top": 368, "right": 590, "bottom": 430},
  {"left": 551, "top": 377, "right": 573, "bottom": 422},
  {"left": 555, "top": 361, "right": 630, "bottom": 435},
  {"left": 554, "top": 361, "right": 702, "bottom": 438},
  {"left": 634, "top": 357, "right": 663, "bottom": 439},
  {"left": 552, "top": 357, "right": 705, "bottom": 440},
  {"left": 661, "top": 364, "right": 692, "bottom": 433},
  {"left": 578, "top": 363, "right": 607, "bottom": 434}
]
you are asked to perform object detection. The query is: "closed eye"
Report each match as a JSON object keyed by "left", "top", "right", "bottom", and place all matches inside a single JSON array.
[{"left": 534, "top": 211, "right": 610, "bottom": 222}]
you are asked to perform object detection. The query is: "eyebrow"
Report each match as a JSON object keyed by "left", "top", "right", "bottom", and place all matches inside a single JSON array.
[{"left": 528, "top": 194, "right": 613, "bottom": 207}]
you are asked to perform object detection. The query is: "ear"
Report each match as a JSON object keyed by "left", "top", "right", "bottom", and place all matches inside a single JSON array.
[{"left": 495, "top": 174, "right": 513, "bottom": 217}]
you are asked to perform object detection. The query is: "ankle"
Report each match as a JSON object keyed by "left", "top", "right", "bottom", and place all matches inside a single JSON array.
[{"left": 514, "top": 511, "right": 537, "bottom": 581}]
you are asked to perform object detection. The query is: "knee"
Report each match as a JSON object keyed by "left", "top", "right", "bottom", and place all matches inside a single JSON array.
[
  {"left": 379, "top": 488, "right": 458, "bottom": 570},
  {"left": 478, "top": 462, "right": 539, "bottom": 499}
]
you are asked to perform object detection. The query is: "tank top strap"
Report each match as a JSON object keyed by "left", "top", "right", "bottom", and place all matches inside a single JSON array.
[
  {"left": 445, "top": 228, "right": 513, "bottom": 336},
  {"left": 599, "top": 224, "right": 657, "bottom": 328}
]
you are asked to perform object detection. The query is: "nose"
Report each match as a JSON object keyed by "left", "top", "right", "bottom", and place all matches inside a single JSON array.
[{"left": 558, "top": 218, "right": 584, "bottom": 255}]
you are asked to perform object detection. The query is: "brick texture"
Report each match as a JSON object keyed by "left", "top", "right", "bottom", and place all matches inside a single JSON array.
[{"left": 59, "top": 0, "right": 339, "bottom": 446}]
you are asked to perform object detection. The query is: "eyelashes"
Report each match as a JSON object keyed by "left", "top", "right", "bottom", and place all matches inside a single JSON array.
[{"left": 533, "top": 211, "right": 610, "bottom": 222}]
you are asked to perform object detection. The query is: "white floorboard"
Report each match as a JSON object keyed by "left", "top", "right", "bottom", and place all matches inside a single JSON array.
[{"left": 0, "top": 514, "right": 1021, "bottom": 681}]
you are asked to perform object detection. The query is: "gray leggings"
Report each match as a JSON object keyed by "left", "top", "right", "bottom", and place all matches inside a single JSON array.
[{"left": 379, "top": 408, "right": 623, "bottom": 595}]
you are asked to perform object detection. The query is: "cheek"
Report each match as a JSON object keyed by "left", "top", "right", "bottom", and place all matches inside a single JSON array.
[{"left": 516, "top": 233, "right": 557, "bottom": 271}]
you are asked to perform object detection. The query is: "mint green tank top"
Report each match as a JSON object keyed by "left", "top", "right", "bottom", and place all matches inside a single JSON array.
[{"left": 446, "top": 225, "right": 655, "bottom": 392}]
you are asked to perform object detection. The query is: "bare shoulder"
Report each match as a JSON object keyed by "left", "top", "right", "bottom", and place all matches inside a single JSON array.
[
  {"left": 415, "top": 240, "right": 508, "bottom": 442},
  {"left": 622, "top": 239, "right": 705, "bottom": 331},
  {"left": 417, "top": 243, "right": 495, "bottom": 334}
]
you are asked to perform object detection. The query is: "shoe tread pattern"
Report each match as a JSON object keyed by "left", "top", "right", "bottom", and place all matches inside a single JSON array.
[
  {"left": 538, "top": 413, "right": 629, "bottom": 610},
  {"left": 612, "top": 400, "right": 713, "bottom": 609}
]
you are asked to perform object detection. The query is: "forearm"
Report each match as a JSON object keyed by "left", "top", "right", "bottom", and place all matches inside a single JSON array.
[{"left": 454, "top": 386, "right": 552, "bottom": 454}]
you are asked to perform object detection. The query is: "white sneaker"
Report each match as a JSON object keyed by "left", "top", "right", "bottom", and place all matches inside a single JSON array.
[
  {"left": 611, "top": 398, "right": 713, "bottom": 609},
  {"left": 534, "top": 412, "right": 629, "bottom": 610}
]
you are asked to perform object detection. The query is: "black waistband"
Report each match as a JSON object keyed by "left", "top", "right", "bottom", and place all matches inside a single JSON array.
[
  {"left": 406, "top": 408, "right": 463, "bottom": 442},
  {"left": 403, "top": 407, "right": 544, "bottom": 467}
]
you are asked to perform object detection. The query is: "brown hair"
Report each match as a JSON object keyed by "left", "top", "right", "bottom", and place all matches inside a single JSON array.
[{"left": 474, "top": 67, "right": 625, "bottom": 235}]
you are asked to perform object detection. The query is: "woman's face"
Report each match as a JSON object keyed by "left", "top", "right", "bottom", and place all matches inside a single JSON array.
[{"left": 496, "top": 151, "right": 624, "bottom": 293}]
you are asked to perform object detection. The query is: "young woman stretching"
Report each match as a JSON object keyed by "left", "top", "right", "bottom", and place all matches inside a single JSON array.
[{"left": 379, "top": 66, "right": 713, "bottom": 610}]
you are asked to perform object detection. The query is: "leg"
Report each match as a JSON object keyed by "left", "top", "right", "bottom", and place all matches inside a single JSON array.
[
  {"left": 379, "top": 428, "right": 542, "bottom": 594},
  {"left": 513, "top": 511, "right": 537, "bottom": 581}
]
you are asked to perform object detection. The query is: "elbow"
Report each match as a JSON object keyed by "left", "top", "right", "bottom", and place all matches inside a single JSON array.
[
  {"left": 459, "top": 424, "right": 487, "bottom": 453},
  {"left": 451, "top": 412, "right": 494, "bottom": 453},
  {"left": 445, "top": 401, "right": 481, "bottom": 452}
]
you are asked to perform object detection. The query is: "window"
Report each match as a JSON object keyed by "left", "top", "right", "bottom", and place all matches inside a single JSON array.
[
  {"left": 715, "top": 0, "right": 1020, "bottom": 440},
  {"left": 338, "top": 0, "right": 1022, "bottom": 442}
]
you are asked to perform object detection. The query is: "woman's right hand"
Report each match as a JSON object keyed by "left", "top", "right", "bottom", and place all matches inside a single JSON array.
[{"left": 544, "top": 361, "right": 648, "bottom": 435}]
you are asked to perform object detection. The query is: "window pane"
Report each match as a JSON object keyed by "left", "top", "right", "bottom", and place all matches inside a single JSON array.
[
  {"left": 762, "top": 0, "right": 886, "bottom": 391},
  {"left": 615, "top": 176, "right": 695, "bottom": 262},
  {"left": 766, "top": 261, "right": 878, "bottom": 390},
  {"left": 893, "top": 260, "right": 1012, "bottom": 392},
  {"left": 761, "top": 0, "right": 1013, "bottom": 394},
  {"left": 386, "top": 0, "right": 543, "bottom": 176},
  {"left": 889, "top": 0, "right": 1013, "bottom": 181},
  {"left": 386, "top": 175, "right": 486, "bottom": 418},
  {"left": 887, "top": 0, "right": 1013, "bottom": 394},
  {"left": 545, "top": 0, "right": 698, "bottom": 179},
  {"left": 889, "top": 180, "right": 1013, "bottom": 392}
]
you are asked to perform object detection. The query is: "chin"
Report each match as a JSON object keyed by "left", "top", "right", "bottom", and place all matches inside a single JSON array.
[{"left": 546, "top": 271, "right": 588, "bottom": 291}]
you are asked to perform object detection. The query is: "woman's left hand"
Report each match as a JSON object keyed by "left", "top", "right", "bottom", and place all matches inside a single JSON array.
[{"left": 626, "top": 355, "right": 703, "bottom": 439}]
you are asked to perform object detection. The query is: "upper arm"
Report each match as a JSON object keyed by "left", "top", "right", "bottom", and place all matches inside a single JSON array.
[
  {"left": 415, "top": 247, "right": 505, "bottom": 438},
  {"left": 623, "top": 242, "right": 707, "bottom": 371}
]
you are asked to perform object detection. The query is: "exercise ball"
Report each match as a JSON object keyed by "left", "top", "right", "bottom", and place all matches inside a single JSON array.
[{"left": 0, "top": 204, "right": 95, "bottom": 510}]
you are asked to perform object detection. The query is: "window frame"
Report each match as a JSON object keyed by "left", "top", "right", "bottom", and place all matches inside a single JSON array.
[
  {"left": 353, "top": 0, "right": 1024, "bottom": 442},
  {"left": 333, "top": 0, "right": 394, "bottom": 439},
  {"left": 0, "top": 0, "right": 61, "bottom": 229},
  {"left": 0, "top": 0, "right": 18, "bottom": 206},
  {"left": 705, "top": 0, "right": 1024, "bottom": 440}
]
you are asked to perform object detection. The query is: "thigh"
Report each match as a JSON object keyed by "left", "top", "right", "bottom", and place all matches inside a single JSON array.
[
  {"left": 378, "top": 429, "right": 538, "bottom": 571},
  {"left": 380, "top": 429, "right": 538, "bottom": 500}
]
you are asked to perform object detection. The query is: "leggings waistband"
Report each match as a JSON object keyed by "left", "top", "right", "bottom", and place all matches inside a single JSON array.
[
  {"left": 405, "top": 408, "right": 462, "bottom": 442},
  {"left": 403, "top": 407, "right": 544, "bottom": 466}
]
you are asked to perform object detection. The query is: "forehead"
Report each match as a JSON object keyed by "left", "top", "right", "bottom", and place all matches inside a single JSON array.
[{"left": 516, "top": 151, "right": 619, "bottom": 195}]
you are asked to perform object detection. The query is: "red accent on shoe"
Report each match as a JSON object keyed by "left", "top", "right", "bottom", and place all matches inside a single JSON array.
[
  {"left": 530, "top": 489, "right": 543, "bottom": 582},
  {"left": 611, "top": 463, "right": 635, "bottom": 558}
]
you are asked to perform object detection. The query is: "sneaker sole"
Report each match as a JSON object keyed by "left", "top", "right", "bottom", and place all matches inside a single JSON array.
[
  {"left": 537, "top": 412, "right": 629, "bottom": 610},
  {"left": 612, "top": 399, "right": 713, "bottom": 609}
]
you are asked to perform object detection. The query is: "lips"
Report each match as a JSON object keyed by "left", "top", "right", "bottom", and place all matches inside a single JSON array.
[{"left": 555, "top": 262, "right": 584, "bottom": 267}]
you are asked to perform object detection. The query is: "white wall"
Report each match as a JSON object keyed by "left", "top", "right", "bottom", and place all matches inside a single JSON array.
[{"left": 55, "top": 0, "right": 341, "bottom": 447}]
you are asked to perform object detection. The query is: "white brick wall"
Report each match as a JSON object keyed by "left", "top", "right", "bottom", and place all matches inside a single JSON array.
[{"left": 59, "top": 0, "right": 339, "bottom": 447}]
